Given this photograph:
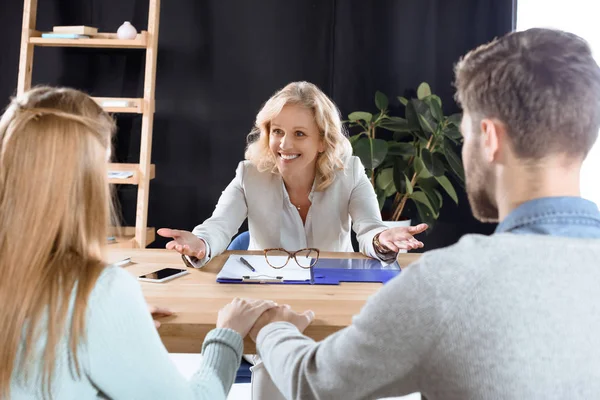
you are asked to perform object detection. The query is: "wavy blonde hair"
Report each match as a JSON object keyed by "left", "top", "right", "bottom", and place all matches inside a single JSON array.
[
  {"left": 0, "top": 87, "right": 116, "bottom": 398},
  {"left": 245, "top": 81, "right": 352, "bottom": 190}
]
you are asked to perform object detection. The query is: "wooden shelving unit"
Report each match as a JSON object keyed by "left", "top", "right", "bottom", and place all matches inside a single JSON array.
[
  {"left": 108, "top": 227, "right": 155, "bottom": 248},
  {"left": 17, "top": 0, "right": 161, "bottom": 248},
  {"left": 29, "top": 31, "right": 148, "bottom": 48}
]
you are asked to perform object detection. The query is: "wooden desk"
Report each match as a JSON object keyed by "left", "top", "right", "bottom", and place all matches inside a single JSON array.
[{"left": 108, "top": 249, "right": 421, "bottom": 353}]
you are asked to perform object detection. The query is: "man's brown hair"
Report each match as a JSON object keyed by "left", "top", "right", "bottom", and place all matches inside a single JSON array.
[{"left": 455, "top": 28, "right": 600, "bottom": 159}]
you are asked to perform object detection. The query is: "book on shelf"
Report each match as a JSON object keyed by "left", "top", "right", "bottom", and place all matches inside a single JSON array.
[
  {"left": 99, "top": 100, "right": 132, "bottom": 108},
  {"left": 108, "top": 171, "right": 134, "bottom": 179},
  {"left": 41, "top": 33, "right": 90, "bottom": 39},
  {"left": 52, "top": 25, "right": 98, "bottom": 35}
]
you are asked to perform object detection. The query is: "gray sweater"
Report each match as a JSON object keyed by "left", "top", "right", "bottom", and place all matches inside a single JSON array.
[{"left": 257, "top": 233, "right": 600, "bottom": 399}]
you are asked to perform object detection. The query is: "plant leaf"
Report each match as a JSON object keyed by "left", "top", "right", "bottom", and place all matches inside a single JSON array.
[
  {"left": 348, "top": 112, "right": 373, "bottom": 123},
  {"left": 376, "top": 168, "right": 397, "bottom": 198},
  {"left": 404, "top": 101, "right": 422, "bottom": 131},
  {"left": 405, "top": 174, "right": 413, "bottom": 194},
  {"left": 421, "top": 148, "right": 445, "bottom": 176},
  {"left": 353, "top": 137, "right": 388, "bottom": 170},
  {"left": 443, "top": 140, "right": 465, "bottom": 181},
  {"left": 411, "top": 99, "right": 437, "bottom": 135},
  {"left": 413, "top": 199, "right": 437, "bottom": 227},
  {"left": 417, "top": 82, "right": 432, "bottom": 100},
  {"left": 348, "top": 132, "right": 365, "bottom": 145},
  {"left": 414, "top": 157, "right": 432, "bottom": 179},
  {"left": 392, "top": 158, "right": 409, "bottom": 194},
  {"left": 421, "top": 185, "right": 440, "bottom": 217},
  {"left": 379, "top": 117, "right": 413, "bottom": 132},
  {"left": 416, "top": 177, "right": 440, "bottom": 217},
  {"left": 398, "top": 96, "right": 409, "bottom": 106},
  {"left": 376, "top": 187, "right": 386, "bottom": 210},
  {"left": 410, "top": 191, "right": 436, "bottom": 217},
  {"left": 375, "top": 91, "right": 389, "bottom": 111},
  {"left": 387, "top": 142, "right": 416, "bottom": 156},
  {"left": 418, "top": 114, "right": 435, "bottom": 134},
  {"left": 435, "top": 175, "right": 458, "bottom": 204},
  {"left": 448, "top": 113, "right": 462, "bottom": 127},
  {"left": 443, "top": 126, "right": 463, "bottom": 140},
  {"left": 426, "top": 95, "right": 444, "bottom": 122}
]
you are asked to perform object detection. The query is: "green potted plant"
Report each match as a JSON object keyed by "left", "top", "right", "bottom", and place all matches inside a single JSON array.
[{"left": 347, "top": 82, "right": 465, "bottom": 227}]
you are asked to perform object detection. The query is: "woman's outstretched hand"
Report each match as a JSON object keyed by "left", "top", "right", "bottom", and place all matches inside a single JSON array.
[
  {"left": 378, "top": 223, "right": 429, "bottom": 252},
  {"left": 157, "top": 228, "right": 206, "bottom": 259}
]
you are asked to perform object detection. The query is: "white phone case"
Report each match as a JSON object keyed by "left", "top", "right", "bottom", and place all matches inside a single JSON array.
[{"left": 138, "top": 269, "right": 189, "bottom": 283}]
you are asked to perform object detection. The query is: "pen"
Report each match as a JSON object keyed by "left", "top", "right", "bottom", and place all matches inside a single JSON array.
[{"left": 239, "top": 257, "right": 256, "bottom": 272}]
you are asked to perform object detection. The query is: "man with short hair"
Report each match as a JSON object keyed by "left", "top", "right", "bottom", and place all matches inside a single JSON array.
[{"left": 248, "top": 28, "right": 600, "bottom": 399}]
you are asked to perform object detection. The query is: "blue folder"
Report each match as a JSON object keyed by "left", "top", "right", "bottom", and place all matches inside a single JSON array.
[
  {"left": 312, "top": 258, "right": 401, "bottom": 285},
  {"left": 216, "top": 257, "right": 401, "bottom": 285}
]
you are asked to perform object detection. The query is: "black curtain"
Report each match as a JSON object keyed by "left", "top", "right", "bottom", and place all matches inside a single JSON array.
[{"left": 0, "top": 0, "right": 514, "bottom": 251}]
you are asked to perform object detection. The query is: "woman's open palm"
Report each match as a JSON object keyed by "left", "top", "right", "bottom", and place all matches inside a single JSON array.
[{"left": 157, "top": 228, "right": 206, "bottom": 259}]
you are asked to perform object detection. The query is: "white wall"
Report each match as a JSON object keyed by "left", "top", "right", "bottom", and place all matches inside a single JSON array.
[{"left": 517, "top": 0, "right": 600, "bottom": 206}]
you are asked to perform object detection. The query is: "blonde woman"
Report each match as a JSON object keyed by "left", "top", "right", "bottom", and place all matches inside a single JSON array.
[
  {"left": 0, "top": 86, "right": 276, "bottom": 399},
  {"left": 158, "top": 81, "right": 428, "bottom": 267}
]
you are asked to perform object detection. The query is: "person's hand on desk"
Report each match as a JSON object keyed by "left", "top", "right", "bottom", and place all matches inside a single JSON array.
[
  {"left": 157, "top": 228, "right": 206, "bottom": 258},
  {"left": 217, "top": 298, "right": 278, "bottom": 337},
  {"left": 376, "top": 223, "right": 428, "bottom": 253},
  {"left": 249, "top": 305, "right": 315, "bottom": 342},
  {"left": 147, "top": 304, "right": 174, "bottom": 329}
]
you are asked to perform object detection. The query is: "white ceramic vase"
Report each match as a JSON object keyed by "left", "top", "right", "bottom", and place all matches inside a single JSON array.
[
  {"left": 117, "top": 21, "right": 138, "bottom": 40},
  {"left": 381, "top": 219, "right": 412, "bottom": 229}
]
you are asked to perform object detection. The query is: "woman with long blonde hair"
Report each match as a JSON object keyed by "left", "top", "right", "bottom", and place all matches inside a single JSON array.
[
  {"left": 158, "top": 81, "right": 428, "bottom": 267},
  {"left": 0, "top": 86, "right": 275, "bottom": 399}
]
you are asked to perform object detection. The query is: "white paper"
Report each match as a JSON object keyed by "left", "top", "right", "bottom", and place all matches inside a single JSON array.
[{"left": 217, "top": 255, "right": 310, "bottom": 282}]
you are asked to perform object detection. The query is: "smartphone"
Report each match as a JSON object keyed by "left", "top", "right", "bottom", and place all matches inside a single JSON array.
[{"left": 138, "top": 267, "right": 189, "bottom": 283}]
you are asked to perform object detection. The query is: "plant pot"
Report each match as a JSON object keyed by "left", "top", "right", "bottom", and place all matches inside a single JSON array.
[{"left": 381, "top": 219, "right": 411, "bottom": 229}]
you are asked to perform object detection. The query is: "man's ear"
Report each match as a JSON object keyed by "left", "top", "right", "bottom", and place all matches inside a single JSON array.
[{"left": 480, "top": 118, "right": 504, "bottom": 163}]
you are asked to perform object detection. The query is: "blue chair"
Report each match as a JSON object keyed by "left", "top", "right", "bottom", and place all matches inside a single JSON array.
[
  {"left": 228, "top": 231, "right": 250, "bottom": 251},
  {"left": 227, "top": 231, "right": 252, "bottom": 383}
]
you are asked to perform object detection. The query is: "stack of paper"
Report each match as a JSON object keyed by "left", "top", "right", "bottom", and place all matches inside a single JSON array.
[
  {"left": 217, "top": 255, "right": 311, "bottom": 282},
  {"left": 41, "top": 33, "right": 90, "bottom": 39},
  {"left": 52, "top": 25, "right": 98, "bottom": 35}
]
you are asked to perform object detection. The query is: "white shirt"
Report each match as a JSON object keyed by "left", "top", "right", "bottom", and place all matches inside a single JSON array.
[{"left": 189, "top": 156, "right": 390, "bottom": 267}]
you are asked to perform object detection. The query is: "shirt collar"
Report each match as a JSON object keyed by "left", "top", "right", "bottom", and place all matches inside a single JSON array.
[{"left": 495, "top": 196, "right": 600, "bottom": 233}]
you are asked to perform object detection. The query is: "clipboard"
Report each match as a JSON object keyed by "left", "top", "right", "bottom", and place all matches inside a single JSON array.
[
  {"left": 216, "top": 255, "right": 401, "bottom": 285},
  {"left": 216, "top": 255, "right": 312, "bottom": 284}
]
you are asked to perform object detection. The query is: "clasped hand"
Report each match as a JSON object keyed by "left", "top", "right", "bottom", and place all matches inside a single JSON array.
[{"left": 217, "top": 298, "right": 315, "bottom": 341}]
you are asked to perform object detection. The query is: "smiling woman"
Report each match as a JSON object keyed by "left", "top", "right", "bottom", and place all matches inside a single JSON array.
[
  {"left": 156, "top": 80, "right": 429, "bottom": 398},
  {"left": 158, "top": 81, "right": 429, "bottom": 269}
]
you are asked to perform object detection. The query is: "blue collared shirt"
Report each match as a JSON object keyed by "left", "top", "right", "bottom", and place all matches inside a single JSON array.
[{"left": 495, "top": 196, "right": 600, "bottom": 238}]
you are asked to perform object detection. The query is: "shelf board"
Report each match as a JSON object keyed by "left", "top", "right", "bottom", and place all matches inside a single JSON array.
[
  {"left": 108, "top": 163, "right": 155, "bottom": 185},
  {"left": 93, "top": 97, "right": 144, "bottom": 114},
  {"left": 29, "top": 31, "right": 148, "bottom": 49},
  {"left": 108, "top": 227, "right": 155, "bottom": 248}
]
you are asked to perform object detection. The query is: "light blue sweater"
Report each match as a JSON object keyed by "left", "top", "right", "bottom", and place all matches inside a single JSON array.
[{"left": 10, "top": 266, "right": 243, "bottom": 399}]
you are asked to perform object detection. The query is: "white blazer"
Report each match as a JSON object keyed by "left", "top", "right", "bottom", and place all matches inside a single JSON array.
[{"left": 192, "top": 156, "right": 389, "bottom": 264}]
